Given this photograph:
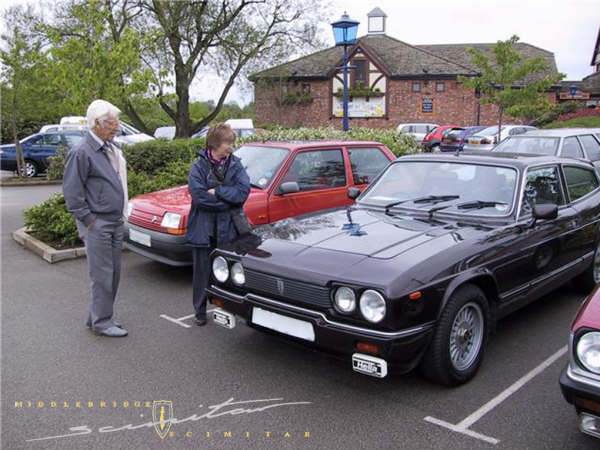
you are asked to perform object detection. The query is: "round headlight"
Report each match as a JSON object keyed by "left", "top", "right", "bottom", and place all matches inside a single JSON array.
[
  {"left": 231, "top": 262, "right": 245, "bottom": 285},
  {"left": 334, "top": 287, "right": 356, "bottom": 313},
  {"left": 359, "top": 290, "right": 386, "bottom": 323},
  {"left": 212, "top": 256, "right": 229, "bottom": 283},
  {"left": 577, "top": 331, "right": 600, "bottom": 374}
]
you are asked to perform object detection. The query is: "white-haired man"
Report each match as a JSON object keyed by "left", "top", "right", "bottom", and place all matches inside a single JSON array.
[{"left": 63, "top": 99, "right": 129, "bottom": 337}]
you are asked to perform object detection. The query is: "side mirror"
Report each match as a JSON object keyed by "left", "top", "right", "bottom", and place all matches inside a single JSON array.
[
  {"left": 348, "top": 187, "right": 361, "bottom": 199},
  {"left": 533, "top": 203, "right": 558, "bottom": 220},
  {"left": 278, "top": 181, "right": 300, "bottom": 195},
  {"left": 529, "top": 203, "right": 558, "bottom": 228}
]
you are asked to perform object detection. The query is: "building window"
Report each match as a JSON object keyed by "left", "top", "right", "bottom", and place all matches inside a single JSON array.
[
  {"left": 354, "top": 60, "right": 367, "bottom": 88},
  {"left": 412, "top": 82, "right": 420, "bottom": 93},
  {"left": 301, "top": 83, "right": 311, "bottom": 94},
  {"left": 436, "top": 82, "right": 445, "bottom": 92}
]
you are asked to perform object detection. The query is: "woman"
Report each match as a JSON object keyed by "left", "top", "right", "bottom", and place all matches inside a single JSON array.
[{"left": 186, "top": 123, "right": 250, "bottom": 326}]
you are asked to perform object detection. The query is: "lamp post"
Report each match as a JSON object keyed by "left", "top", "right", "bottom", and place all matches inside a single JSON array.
[{"left": 331, "top": 12, "right": 359, "bottom": 132}]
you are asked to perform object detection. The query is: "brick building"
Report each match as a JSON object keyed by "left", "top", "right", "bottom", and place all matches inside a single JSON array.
[{"left": 250, "top": 8, "right": 560, "bottom": 129}]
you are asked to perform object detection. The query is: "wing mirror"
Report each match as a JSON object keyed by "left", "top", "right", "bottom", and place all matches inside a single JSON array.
[
  {"left": 529, "top": 203, "right": 558, "bottom": 228},
  {"left": 277, "top": 181, "right": 300, "bottom": 195},
  {"left": 348, "top": 187, "right": 361, "bottom": 199}
]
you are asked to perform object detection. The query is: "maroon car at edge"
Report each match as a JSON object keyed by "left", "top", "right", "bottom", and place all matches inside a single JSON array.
[{"left": 560, "top": 282, "right": 600, "bottom": 439}]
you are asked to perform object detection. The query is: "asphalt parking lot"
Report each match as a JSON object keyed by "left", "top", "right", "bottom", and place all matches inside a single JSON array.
[{"left": 1, "top": 184, "right": 599, "bottom": 449}]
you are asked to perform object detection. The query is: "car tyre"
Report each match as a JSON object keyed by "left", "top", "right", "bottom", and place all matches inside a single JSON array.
[
  {"left": 573, "top": 239, "right": 600, "bottom": 293},
  {"left": 23, "top": 160, "right": 38, "bottom": 178},
  {"left": 421, "top": 284, "right": 490, "bottom": 386},
  {"left": 431, "top": 144, "right": 440, "bottom": 152}
]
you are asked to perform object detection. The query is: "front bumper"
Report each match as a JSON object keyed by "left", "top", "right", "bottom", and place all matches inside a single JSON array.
[
  {"left": 560, "top": 364, "right": 600, "bottom": 409},
  {"left": 207, "top": 284, "right": 435, "bottom": 375},
  {"left": 124, "top": 221, "right": 192, "bottom": 266}
]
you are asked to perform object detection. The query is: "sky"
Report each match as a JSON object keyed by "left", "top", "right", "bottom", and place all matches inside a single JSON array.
[{"left": 2, "top": 0, "right": 599, "bottom": 107}]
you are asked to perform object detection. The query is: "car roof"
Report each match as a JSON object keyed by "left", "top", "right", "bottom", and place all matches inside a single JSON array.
[
  {"left": 520, "top": 128, "right": 600, "bottom": 137},
  {"left": 240, "top": 140, "right": 385, "bottom": 150},
  {"left": 398, "top": 150, "right": 594, "bottom": 169}
]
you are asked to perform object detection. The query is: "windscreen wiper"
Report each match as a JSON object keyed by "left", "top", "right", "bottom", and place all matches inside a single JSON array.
[
  {"left": 456, "top": 200, "right": 507, "bottom": 210},
  {"left": 384, "top": 195, "right": 460, "bottom": 215},
  {"left": 249, "top": 182, "right": 263, "bottom": 189}
]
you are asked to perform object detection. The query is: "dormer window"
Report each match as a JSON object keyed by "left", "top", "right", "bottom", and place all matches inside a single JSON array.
[{"left": 367, "top": 7, "right": 387, "bottom": 35}]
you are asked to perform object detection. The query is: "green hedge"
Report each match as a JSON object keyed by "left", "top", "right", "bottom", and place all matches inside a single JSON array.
[
  {"left": 28, "top": 127, "right": 418, "bottom": 248},
  {"left": 23, "top": 194, "right": 80, "bottom": 248}
]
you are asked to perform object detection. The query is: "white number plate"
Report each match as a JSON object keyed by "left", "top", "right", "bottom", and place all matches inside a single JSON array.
[
  {"left": 251, "top": 307, "right": 315, "bottom": 342},
  {"left": 129, "top": 228, "right": 151, "bottom": 247}
]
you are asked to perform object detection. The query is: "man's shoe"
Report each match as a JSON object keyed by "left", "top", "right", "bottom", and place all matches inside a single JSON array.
[
  {"left": 94, "top": 326, "right": 128, "bottom": 337},
  {"left": 86, "top": 319, "right": 122, "bottom": 328},
  {"left": 194, "top": 316, "right": 207, "bottom": 326}
]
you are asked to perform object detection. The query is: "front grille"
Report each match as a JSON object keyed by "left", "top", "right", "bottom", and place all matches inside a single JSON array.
[
  {"left": 128, "top": 211, "right": 166, "bottom": 233},
  {"left": 244, "top": 270, "right": 331, "bottom": 309}
]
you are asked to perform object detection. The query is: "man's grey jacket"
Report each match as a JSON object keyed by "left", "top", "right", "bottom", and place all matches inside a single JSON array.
[{"left": 63, "top": 131, "right": 125, "bottom": 227}]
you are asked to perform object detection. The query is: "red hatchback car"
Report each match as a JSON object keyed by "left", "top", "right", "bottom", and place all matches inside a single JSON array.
[
  {"left": 124, "top": 140, "right": 395, "bottom": 265},
  {"left": 560, "top": 282, "right": 600, "bottom": 439},
  {"left": 422, "top": 124, "right": 460, "bottom": 152}
]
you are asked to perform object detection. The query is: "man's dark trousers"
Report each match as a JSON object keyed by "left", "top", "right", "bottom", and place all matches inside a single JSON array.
[
  {"left": 77, "top": 218, "right": 124, "bottom": 331},
  {"left": 192, "top": 246, "right": 213, "bottom": 319}
]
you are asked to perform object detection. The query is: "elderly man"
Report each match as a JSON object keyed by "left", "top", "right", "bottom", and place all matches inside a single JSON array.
[{"left": 63, "top": 100, "right": 129, "bottom": 337}]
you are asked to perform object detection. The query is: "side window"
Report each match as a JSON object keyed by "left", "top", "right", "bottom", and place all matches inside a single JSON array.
[
  {"left": 282, "top": 149, "right": 346, "bottom": 191},
  {"left": 563, "top": 166, "right": 599, "bottom": 201},
  {"left": 561, "top": 137, "right": 584, "bottom": 158},
  {"left": 348, "top": 147, "right": 390, "bottom": 185},
  {"left": 578, "top": 135, "right": 600, "bottom": 161},
  {"left": 62, "top": 134, "right": 84, "bottom": 148},
  {"left": 520, "top": 166, "right": 564, "bottom": 216}
]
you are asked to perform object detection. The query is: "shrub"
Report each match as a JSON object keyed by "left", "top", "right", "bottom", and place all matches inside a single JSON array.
[
  {"left": 23, "top": 193, "right": 80, "bottom": 248},
  {"left": 46, "top": 145, "right": 68, "bottom": 180},
  {"left": 128, "top": 159, "right": 191, "bottom": 199},
  {"left": 238, "top": 126, "right": 419, "bottom": 156},
  {"left": 122, "top": 138, "right": 201, "bottom": 175}
]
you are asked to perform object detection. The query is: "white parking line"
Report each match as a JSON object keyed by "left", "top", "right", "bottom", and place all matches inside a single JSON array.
[
  {"left": 424, "top": 345, "right": 568, "bottom": 445},
  {"left": 160, "top": 308, "right": 216, "bottom": 328}
]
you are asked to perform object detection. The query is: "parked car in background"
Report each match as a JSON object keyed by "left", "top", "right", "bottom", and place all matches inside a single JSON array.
[
  {"left": 124, "top": 141, "right": 396, "bottom": 266},
  {"left": 560, "top": 285, "right": 600, "bottom": 439},
  {"left": 491, "top": 129, "right": 600, "bottom": 166},
  {"left": 115, "top": 121, "right": 154, "bottom": 145},
  {"left": 396, "top": 123, "right": 438, "bottom": 142},
  {"left": 154, "top": 126, "right": 176, "bottom": 140},
  {"left": 440, "top": 126, "right": 487, "bottom": 152},
  {"left": 462, "top": 125, "right": 537, "bottom": 151},
  {"left": 192, "top": 119, "right": 256, "bottom": 139},
  {"left": 422, "top": 124, "right": 460, "bottom": 152},
  {"left": 0, "top": 130, "right": 85, "bottom": 177},
  {"left": 43, "top": 116, "right": 154, "bottom": 146},
  {"left": 207, "top": 152, "right": 600, "bottom": 385}
]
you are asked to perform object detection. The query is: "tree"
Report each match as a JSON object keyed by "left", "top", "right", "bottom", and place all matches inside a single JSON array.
[
  {"left": 140, "top": 0, "right": 325, "bottom": 138},
  {"left": 458, "top": 35, "right": 564, "bottom": 136},
  {"left": 0, "top": 5, "right": 51, "bottom": 176}
]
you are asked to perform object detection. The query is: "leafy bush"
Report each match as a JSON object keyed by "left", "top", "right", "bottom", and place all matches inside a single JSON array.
[
  {"left": 23, "top": 193, "right": 80, "bottom": 248},
  {"left": 122, "top": 138, "right": 201, "bottom": 175},
  {"left": 46, "top": 145, "right": 68, "bottom": 180},
  {"left": 128, "top": 159, "right": 191, "bottom": 199},
  {"left": 239, "top": 126, "right": 419, "bottom": 156}
]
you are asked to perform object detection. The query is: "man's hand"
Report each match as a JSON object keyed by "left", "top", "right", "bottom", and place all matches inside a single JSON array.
[
  {"left": 208, "top": 188, "right": 216, "bottom": 195},
  {"left": 86, "top": 219, "right": 96, "bottom": 230}
]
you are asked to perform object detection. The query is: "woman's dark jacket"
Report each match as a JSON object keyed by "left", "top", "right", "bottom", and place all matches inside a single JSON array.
[{"left": 185, "top": 149, "right": 250, "bottom": 247}]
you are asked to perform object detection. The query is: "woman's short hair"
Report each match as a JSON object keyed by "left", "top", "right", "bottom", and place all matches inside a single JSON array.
[
  {"left": 206, "top": 123, "right": 236, "bottom": 150},
  {"left": 86, "top": 99, "right": 121, "bottom": 128}
]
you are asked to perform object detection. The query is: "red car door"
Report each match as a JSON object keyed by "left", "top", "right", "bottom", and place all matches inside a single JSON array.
[{"left": 268, "top": 147, "right": 351, "bottom": 222}]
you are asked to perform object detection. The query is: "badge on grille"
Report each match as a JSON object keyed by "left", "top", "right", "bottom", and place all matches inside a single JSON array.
[
  {"left": 152, "top": 215, "right": 158, "bottom": 223},
  {"left": 276, "top": 278, "right": 285, "bottom": 295}
]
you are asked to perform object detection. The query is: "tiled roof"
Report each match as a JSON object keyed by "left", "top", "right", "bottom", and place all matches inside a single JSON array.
[
  {"left": 560, "top": 72, "right": 600, "bottom": 95},
  {"left": 250, "top": 35, "right": 559, "bottom": 85}
]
